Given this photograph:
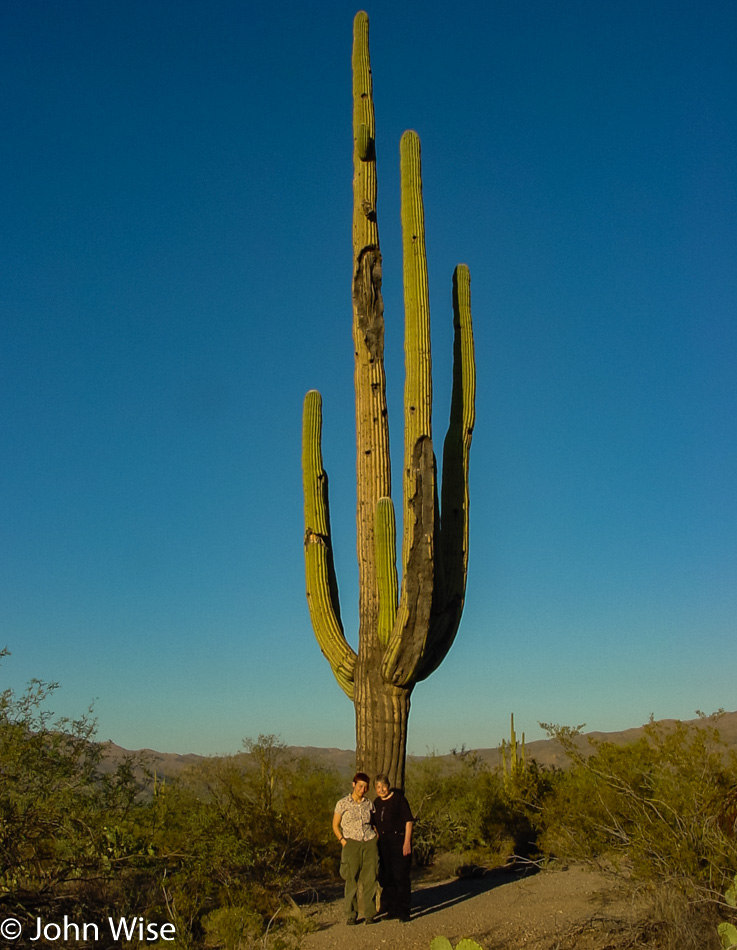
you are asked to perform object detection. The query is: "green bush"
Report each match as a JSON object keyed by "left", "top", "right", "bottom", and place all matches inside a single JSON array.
[
  {"left": 147, "top": 735, "right": 343, "bottom": 944},
  {"left": 479, "top": 758, "right": 556, "bottom": 859},
  {"left": 9, "top": 647, "right": 736, "bottom": 950},
  {"left": 538, "top": 716, "right": 737, "bottom": 899},
  {"left": 406, "top": 746, "right": 554, "bottom": 867},
  {"left": 0, "top": 654, "right": 343, "bottom": 949},
  {"left": 406, "top": 749, "right": 492, "bottom": 865},
  {"left": 0, "top": 653, "right": 153, "bottom": 930}
]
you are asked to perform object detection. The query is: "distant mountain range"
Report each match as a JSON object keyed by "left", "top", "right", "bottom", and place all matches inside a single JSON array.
[
  {"left": 99, "top": 709, "right": 737, "bottom": 785},
  {"left": 474, "top": 709, "right": 737, "bottom": 770}
]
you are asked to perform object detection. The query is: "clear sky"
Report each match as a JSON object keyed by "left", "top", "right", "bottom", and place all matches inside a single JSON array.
[{"left": 2, "top": 0, "right": 735, "bottom": 757}]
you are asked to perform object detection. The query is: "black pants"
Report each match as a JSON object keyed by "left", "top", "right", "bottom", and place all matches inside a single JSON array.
[{"left": 378, "top": 835, "right": 411, "bottom": 917}]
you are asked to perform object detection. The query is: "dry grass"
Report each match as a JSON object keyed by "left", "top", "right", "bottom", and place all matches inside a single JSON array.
[{"left": 542, "top": 881, "right": 722, "bottom": 950}]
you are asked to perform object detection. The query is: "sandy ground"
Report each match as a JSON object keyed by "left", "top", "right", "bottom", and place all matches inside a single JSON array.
[{"left": 298, "top": 863, "right": 636, "bottom": 950}]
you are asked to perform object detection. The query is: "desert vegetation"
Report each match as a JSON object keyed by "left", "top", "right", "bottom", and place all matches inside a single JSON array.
[{"left": 2, "top": 660, "right": 736, "bottom": 949}]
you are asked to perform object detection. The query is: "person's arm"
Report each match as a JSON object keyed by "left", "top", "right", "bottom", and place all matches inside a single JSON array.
[
  {"left": 332, "top": 810, "right": 347, "bottom": 846},
  {"left": 400, "top": 793, "right": 414, "bottom": 856},
  {"left": 403, "top": 820, "right": 413, "bottom": 856}
]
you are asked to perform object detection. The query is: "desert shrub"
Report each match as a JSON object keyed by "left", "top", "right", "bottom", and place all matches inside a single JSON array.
[
  {"left": 201, "top": 899, "right": 315, "bottom": 950},
  {"left": 0, "top": 654, "right": 154, "bottom": 932},
  {"left": 479, "top": 759, "right": 557, "bottom": 859},
  {"left": 148, "top": 735, "right": 343, "bottom": 945},
  {"left": 406, "top": 747, "right": 555, "bottom": 866},
  {"left": 0, "top": 655, "right": 345, "bottom": 949},
  {"left": 538, "top": 716, "right": 737, "bottom": 900},
  {"left": 406, "top": 749, "right": 492, "bottom": 865},
  {"left": 201, "top": 905, "right": 264, "bottom": 948}
]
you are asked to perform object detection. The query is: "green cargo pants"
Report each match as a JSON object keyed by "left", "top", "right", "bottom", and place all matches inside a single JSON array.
[{"left": 339, "top": 836, "right": 378, "bottom": 922}]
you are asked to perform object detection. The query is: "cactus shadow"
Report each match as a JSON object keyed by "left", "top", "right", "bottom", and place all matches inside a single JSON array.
[{"left": 410, "top": 864, "right": 539, "bottom": 919}]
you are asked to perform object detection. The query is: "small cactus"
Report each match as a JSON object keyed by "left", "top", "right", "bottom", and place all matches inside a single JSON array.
[
  {"left": 430, "top": 939, "right": 483, "bottom": 950},
  {"left": 719, "top": 922, "right": 737, "bottom": 949},
  {"left": 717, "top": 873, "right": 737, "bottom": 948},
  {"left": 726, "top": 872, "right": 737, "bottom": 908},
  {"left": 501, "top": 713, "right": 526, "bottom": 789}
]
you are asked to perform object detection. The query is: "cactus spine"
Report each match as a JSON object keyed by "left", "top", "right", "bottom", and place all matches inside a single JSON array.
[{"left": 301, "top": 11, "right": 476, "bottom": 789}]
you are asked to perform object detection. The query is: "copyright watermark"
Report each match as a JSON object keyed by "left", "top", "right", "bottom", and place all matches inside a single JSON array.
[
  {"left": 1, "top": 918, "right": 22, "bottom": 940},
  {"left": 0, "top": 916, "right": 176, "bottom": 943}
]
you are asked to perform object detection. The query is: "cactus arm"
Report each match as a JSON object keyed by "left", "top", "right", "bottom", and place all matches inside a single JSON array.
[
  {"left": 415, "top": 264, "right": 475, "bottom": 681},
  {"left": 302, "top": 390, "right": 357, "bottom": 698},
  {"left": 382, "top": 131, "right": 436, "bottom": 686},
  {"left": 375, "top": 497, "right": 398, "bottom": 648}
]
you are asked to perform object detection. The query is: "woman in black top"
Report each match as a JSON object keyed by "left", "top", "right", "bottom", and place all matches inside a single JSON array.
[{"left": 372, "top": 774, "right": 414, "bottom": 921}]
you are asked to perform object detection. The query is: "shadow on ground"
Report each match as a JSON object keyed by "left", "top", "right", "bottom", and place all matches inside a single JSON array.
[
  {"left": 293, "top": 862, "right": 541, "bottom": 931},
  {"left": 410, "top": 864, "right": 540, "bottom": 919}
]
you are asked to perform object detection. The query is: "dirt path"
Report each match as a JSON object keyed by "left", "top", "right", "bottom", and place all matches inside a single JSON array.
[{"left": 299, "top": 864, "right": 634, "bottom": 950}]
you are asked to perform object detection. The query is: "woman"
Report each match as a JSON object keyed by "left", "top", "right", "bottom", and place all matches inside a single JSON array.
[{"left": 372, "top": 774, "right": 413, "bottom": 921}]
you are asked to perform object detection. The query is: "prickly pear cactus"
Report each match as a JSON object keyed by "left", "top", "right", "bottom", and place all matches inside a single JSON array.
[
  {"left": 719, "top": 922, "right": 737, "bottom": 949},
  {"left": 430, "top": 939, "right": 484, "bottom": 950},
  {"left": 429, "top": 939, "right": 454, "bottom": 950},
  {"left": 718, "top": 873, "right": 737, "bottom": 948},
  {"left": 726, "top": 872, "right": 737, "bottom": 908}
]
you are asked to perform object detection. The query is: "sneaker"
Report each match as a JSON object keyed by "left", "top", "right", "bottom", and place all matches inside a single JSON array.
[{"left": 365, "top": 917, "right": 378, "bottom": 925}]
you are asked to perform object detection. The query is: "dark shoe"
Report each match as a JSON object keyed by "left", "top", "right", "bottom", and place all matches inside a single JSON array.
[
  {"left": 346, "top": 918, "right": 358, "bottom": 926},
  {"left": 398, "top": 914, "right": 411, "bottom": 922},
  {"left": 365, "top": 917, "right": 378, "bottom": 925}
]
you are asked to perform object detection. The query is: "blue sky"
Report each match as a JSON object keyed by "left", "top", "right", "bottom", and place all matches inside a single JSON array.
[{"left": 2, "top": 0, "right": 735, "bottom": 756}]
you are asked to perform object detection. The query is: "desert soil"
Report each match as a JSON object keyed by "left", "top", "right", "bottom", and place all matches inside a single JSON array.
[{"left": 299, "top": 862, "right": 637, "bottom": 950}]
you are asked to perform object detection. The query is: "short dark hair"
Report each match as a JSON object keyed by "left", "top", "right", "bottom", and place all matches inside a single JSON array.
[
  {"left": 353, "top": 771, "right": 370, "bottom": 784},
  {"left": 375, "top": 773, "right": 390, "bottom": 786}
]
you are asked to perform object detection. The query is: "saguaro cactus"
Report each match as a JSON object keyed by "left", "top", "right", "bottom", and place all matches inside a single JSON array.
[
  {"left": 501, "top": 713, "right": 526, "bottom": 790},
  {"left": 301, "top": 11, "right": 476, "bottom": 789}
]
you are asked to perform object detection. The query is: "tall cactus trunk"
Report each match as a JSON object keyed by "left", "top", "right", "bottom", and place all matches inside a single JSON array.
[
  {"left": 355, "top": 660, "right": 411, "bottom": 789},
  {"left": 301, "top": 11, "right": 476, "bottom": 790},
  {"left": 351, "top": 11, "right": 390, "bottom": 633},
  {"left": 350, "top": 10, "right": 405, "bottom": 783}
]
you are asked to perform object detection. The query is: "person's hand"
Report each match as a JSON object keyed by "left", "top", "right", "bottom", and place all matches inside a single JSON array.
[{"left": 403, "top": 841, "right": 411, "bottom": 856}]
